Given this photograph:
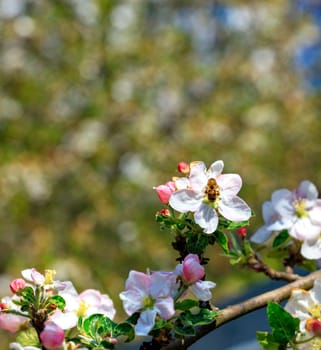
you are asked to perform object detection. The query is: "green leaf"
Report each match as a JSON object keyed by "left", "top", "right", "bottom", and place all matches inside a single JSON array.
[
  {"left": 126, "top": 312, "right": 140, "bottom": 325},
  {"left": 175, "top": 299, "right": 199, "bottom": 311},
  {"left": 83, "top": 314, "right": 114, "bottom": 338},
  {"left": 215, "top": 231, "right": 229, "bottom": 254},
  {"left": 267, "top": 302, "right": 299, "bottom": 343},
  {"left": 21, "top": 287, "right": 35, "bottom": 303},
  {"left": 114, "top": 323, "right": 135, "bottom": 343},
  {"left": 16, "top": 328, "right": 40, "bottom": 347},
  {"left": 48, "top": 295, "right": 66, "bottom": 311},
  {"left": 256, "top": 331, "right": 285, "bottom": 350},
  {"left": 173, "top": 320, "right": 195, "bottom": 336},
  {"left": 272, "top": 230, "right": 289, "bottom": 248},
  {"left": 181, "top": 309, "right": 218, "bottom": 326},
  {"left": 219, "top": 219, "right": 250, "bottom": 230}
]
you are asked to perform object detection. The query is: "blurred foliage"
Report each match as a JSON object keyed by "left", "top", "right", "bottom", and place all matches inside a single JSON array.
[{"left": 1, "top": 0, "right": 321, "bottom": 346}]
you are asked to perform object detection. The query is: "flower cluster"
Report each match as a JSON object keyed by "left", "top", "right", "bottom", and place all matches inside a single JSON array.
[
  {"left": 251, "top": 180, "right": 321, "bottom": 259},
  {"left": 155, "top": 160, "right": 251, "bottom": 234},
  {"left": 284, "top": 278, "right": 321, "bottom": 349},
  {"left": 120, "top": 254, "right": 216, "bottom": 336},
  {"left": 0, "top": 268, "right": 115, "bottom": 350}
]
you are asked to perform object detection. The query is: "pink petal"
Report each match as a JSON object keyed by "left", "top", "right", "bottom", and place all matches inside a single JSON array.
[
  {"left": 194, "top": 203, "right": 218, "bottom": 233},
  {"left": 182, "top": 254, "right": 205, "bottom": 284},
  {"left": 119, "top": 289, "right": 144, "bottom": 315},
  {"left": 289, "top": 218, "right": 321, "bottom": 241},
  {"left": 169, "top": 189, "right": 203, "bottom": 213},
  {"left": 216, "top": 174, "right": 242, "bottom": 196},
  {"left": 50, "top": 310, "right": 78, "bottom": 330},
  {"left": 218, "top": 195, "right": 251, "bottom": 221},
  {"left": 150, "top": 272, "right": 175, "bottom": 298},
  {"left": 125, "top": 271, "right": 151, "bottom": 293}
]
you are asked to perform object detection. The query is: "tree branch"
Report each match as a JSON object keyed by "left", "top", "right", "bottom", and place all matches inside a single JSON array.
[{"left": 161, "top": 269, "right": 321, "bottom": 350}]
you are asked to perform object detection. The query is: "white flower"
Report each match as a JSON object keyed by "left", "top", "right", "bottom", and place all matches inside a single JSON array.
[
  {"left": 169, "top": 160, "right": 251, "bottom": 233},
  {"left": 285, "top": 278, "right": 321, "bottom": 341},
  {"left": 251, "top": 181, "right": 321, "bottom": 259}
]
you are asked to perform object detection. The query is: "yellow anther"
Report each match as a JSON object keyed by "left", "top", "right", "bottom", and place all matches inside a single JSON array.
[
  {"left": 44, "top": 269, "right": 56, "bottom": 285},
  {"left": 77, "top": 299, "right": 89, "bottom": 317},
  {"left": 293, "top": 198, "right": 308, "bottom": 218}
]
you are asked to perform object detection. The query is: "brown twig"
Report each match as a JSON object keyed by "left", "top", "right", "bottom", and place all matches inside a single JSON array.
[
  {"left": 247, "top": 253, "right": 300, "bottom": 282},
  {"left": 160, "top": 269, "right": 321, "bottom": 350}
]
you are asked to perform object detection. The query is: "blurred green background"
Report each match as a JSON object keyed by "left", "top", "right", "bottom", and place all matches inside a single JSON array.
[{"left": 1, "top": 0, "right": 321, "bottom": 346}]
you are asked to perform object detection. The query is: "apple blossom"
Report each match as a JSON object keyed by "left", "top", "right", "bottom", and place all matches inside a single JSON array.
[
  {"left": 169, "top": 160, "right": 251, "bottom": 233},
  {"left": 51, "top": 287, "right": 115, "bottom": 330},
  {"left": 175, "top": 254, "right": 216, "bottom": 301},
  {"left": 40, "top": 321, "right": 65, "bottom": 349},
  {"left": 251, "top": 180, "right": 321, "bottom": 259},
  {"left": 285, "top": 278, "right": 321, "bottom": 341},
  {"left": 119, "top": 270, "right": 175, "bottom": 336}
]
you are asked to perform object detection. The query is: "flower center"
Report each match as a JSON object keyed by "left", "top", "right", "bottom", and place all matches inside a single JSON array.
[
  {"left": 205, "top": 178, "right": 220, "bottom": 203},
  {"left": 293, "top": 198, "right": 308, "bottom": 218},
  {"left": 44, "top": 269, "right": 56, "bottom": 285},
  {"left": 77, "top": 299, "right": 90, "bottom": 317},
  {"left": 142, "top": 296, "right": 155, "bottom": 309},
  {"left": 308, "top": 304, "right": 321, "bottom": 319}
]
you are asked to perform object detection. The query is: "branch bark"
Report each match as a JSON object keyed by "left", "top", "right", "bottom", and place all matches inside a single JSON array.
[{"left": 161, "top": 269, "right": 321, "bottom": 350}]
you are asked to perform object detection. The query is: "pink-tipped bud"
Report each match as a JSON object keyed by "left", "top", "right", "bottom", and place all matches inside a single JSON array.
[
  {"left": 237, "top": 227, "right": 247, "bottom": 239},
  {"left": 156, "top": 208, "right": 170, "bottom": 216},
  {"left": 306, "top": 318, "right": 321, "bottom": 336},
  {"left": 40, "top": 322, "right": 65, "bottom": 349},
  {"left": 10, "top": 278, "right": 26, "bottom": 294},
  {"left": 182, "top": 254, "right": 205, "bottom": 285},
  {"left": 154, "top": 181, "right": 175, "bottom": 204},
  {"left": 177, "top": 162, "right": 189, "bottom": 174},
  {"left": 106, "top": 337, "right": 118, "bottom": 345}
]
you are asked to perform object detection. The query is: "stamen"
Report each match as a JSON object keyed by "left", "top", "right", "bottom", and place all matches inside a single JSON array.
[
  {"left": 293, "top": 198, "right": 308, "bottom": 218},
  {"left": 205, "top": 178, "right": 220, "bottom": 203}
]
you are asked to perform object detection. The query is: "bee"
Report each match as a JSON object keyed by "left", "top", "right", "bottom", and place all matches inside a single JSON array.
[{"left": 205, "top": 178, "right": 220, "bottom": 202}]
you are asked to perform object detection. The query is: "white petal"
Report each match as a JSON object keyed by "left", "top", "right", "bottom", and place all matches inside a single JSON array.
[
  {"left": 169, "top": 189, "right": 203, "bottom": 213},
  {"left": 289, "top": 218, "right": 321, "bottom": 241},
  {"left": 154, "top": 297, "right": 175, "bottom": 319},
  {"left": 218, "top": 195, "right": 251, "bottom": 221},
  {"left": 271, "top": 189, "right": 294, "bottom": 217},
  {"left": 311, "top": 278, "right": 321, "bottom": 304},
  {"left": 189, "top": 281, "right": 216, "bottom": 301},
  {"left": 309, "top": 204, "right": 321, "bottom": 225},
  {"left": 301, "top": 238, "right": 321, "bottom": 260},
  {"left": 174, "top": 177, "right": 189, "bottom": 190},
  {"left": 50, "top": 310, "right": 78, "bottom": 330},
  {"left": 297, "top": 180, "right": 318, "bottom": 202},
  {"left": 194, "top": 203, "right": 218, "bottom": 233},
  {"left": 216, "top": 174, "right": 242, "bottom": 196},
  {"left": 250, "top": 226, "right": 273, "bottom": 244},
  {"left": 207, "top": 160, "right": 224, "bottom": 178},
  {"left": 135, "top": 309, "right": 157, "bottom": 336},
  {"left": 189, "top": 162, "right": 208, "bottom": 192}
]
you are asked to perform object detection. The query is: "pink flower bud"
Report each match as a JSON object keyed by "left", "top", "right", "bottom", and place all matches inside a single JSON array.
[
  {"left": 10, "top": 278, "right": 26, "bottom": 294},
  {"left": 40, "top": 322, "right": 65, "bottom": 349},
  {"left": 182, "top": 254, "right": 205, "bottom": 284},
  {"left": 154, "top": 181, "right": 175, "bottom": 204},
  {"left": 177, "top": 162, "right": 189, "bottom": 174},
  {"left": 306, "top": 318, "right": 321, "bottom": 336},
  {"left": 156, "top": 208, "right": 170, "bottom": 216},
  {"left": 237, "top": 227, "right": 247, "bottom": 239}
]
